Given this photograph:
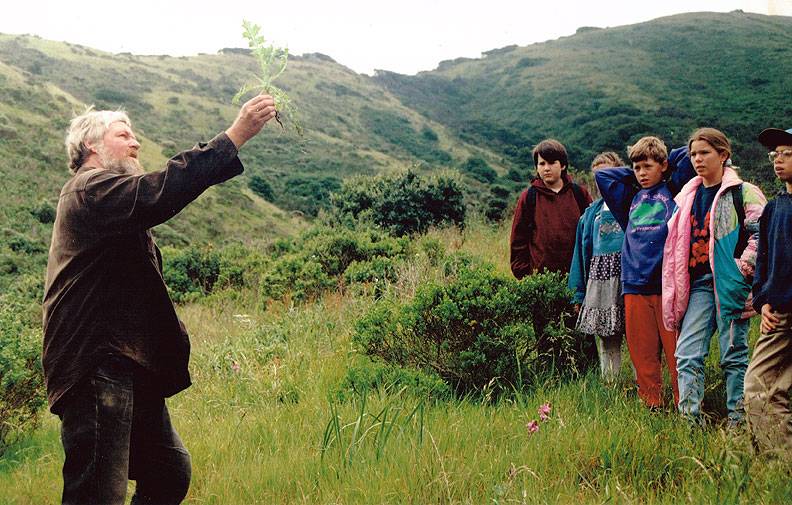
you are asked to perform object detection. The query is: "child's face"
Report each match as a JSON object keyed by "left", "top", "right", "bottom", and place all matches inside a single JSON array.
[
  {"left": 690, "top": 140, "right": 727, "bottom": 181},
  {"left": 632, "top": 159, "right": 668, "bottom": 188},
  {"left": 536, "top": 154, "right": 564, "bottom": 186},
  {"left": 771, "top": 144, "right": 792, "bottom": 182}
]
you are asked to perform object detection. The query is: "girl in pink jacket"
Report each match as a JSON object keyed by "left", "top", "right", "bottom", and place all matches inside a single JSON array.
[{"left": 662, "top": 128, "right": 767, "bottom": 426}]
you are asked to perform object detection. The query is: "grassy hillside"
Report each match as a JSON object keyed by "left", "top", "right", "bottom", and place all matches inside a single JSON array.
[
  {"left": 0, "top": 33, "right": 506, "bottom": 292},
  {"left": 375, "top": 11, "right": 792, "bottom": 189},
  {"left": 4, "top": 11, "right": 792, "bottom": 290}
]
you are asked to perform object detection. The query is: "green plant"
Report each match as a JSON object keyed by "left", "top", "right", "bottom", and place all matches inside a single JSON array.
[
  {"left": 332, "top": 358, "right": 451, "bottom": 403},
  {"left": 321, "top": 388, "right": 427, "bottom": 469},
  {"left": 260, "top": 226, "right": 410, "bottom": 303},
  {"left": 330, "top": 169, "right": 466, "bottom": 236},
  {"left": 0, "top": 297, "right": 46, "bottom": 455},
  {"left": 232, "top": 20, "right": 302, "bottom": 134},
  {"left": 461, "top": 157, "right": 497, "bottom": 183},
  {"left": 248, "top": 174, "right": 274, "bottom": 201},
  {"left": 29, "top": 200, "right": 56, "bottom": 224},
  {"left": 161, "top": 245, "right": 249, "bottom": 303},
  {"left": 353, "top": 261, "right": 595, "bottom": 398}
]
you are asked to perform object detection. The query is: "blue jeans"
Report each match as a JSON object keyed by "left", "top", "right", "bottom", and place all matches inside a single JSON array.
[
  {"left": 59, "top": 355, "right": 191, "bottom": 505},
  {"left": 675, "top": 274, "right": 749, "bottom": 422}
]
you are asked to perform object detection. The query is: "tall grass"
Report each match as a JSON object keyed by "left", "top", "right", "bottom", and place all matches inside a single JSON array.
[{"left": 1, "top": 221, "right": 790, "bottom": 504}]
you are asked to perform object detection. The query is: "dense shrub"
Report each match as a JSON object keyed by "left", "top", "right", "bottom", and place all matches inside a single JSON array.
[
  {"left": 333, "top": 358, "right": 451, "bottom": 403},
  {"left": 281, "top": 176, "right": 341, "bottom": 217},
  {"left": 420, "top": 126, "right": 439, "bottom": 143},
  {"left": 260, "top": 256, "right": 335, "bottom": 302},
  {"left": 248, "top": 175, "right": 274, "bottom": 201},
  {"left": 162, "top": 245, "right": 249, "bottom": 303},
  {"left": 0, "top": 296, "right": 46, "bottom": 455},
  {"left": 460, "top": 157, "right": 497, "bottom": 183},
  {"left": 330, "top": 169, "right": 466, "bottom": 236},
  {"left": 353, "top": 259, "right": 595, "bottom": 398},
  {"left": 3, "top": 229, "right": 46, "bottom": 255},
  {"left": 29, "top": 200, "right": 56, "bottom": 224},
  {"left": 361, "top": 107, "right": 451, "bottom": 164},
  {"left": 261, "top": 226, "right": 410, "bottom": 303},
  {"left": 342, "top": 256, "right": 403, "bottom": 297}
]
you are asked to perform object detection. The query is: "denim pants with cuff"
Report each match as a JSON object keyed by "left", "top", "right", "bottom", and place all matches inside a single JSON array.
[
  {"left": 675, "top": 274, "right": 749, "bottom": 423},
  {"left": 59, "top": 355, "right": 191, "bottom": 505}
]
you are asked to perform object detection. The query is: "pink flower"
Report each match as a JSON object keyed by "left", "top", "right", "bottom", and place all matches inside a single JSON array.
[
  {"left": 538, "top": 403, "right": 552, "bottom": 421},
  {"left": 231, "top": 361, "right": 241, "bottom": 373},
  {"left": 526, "top": 420, "right": 540, "bottom": 434}
]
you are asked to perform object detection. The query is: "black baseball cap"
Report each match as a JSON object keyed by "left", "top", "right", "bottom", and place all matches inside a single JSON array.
[{"left": 758, "top": 128, "right": 792, "bottom": 150}]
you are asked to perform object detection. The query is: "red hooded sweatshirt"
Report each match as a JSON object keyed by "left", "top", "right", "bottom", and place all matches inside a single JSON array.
[{"left": 510, "top": 173, "right": 591, "bottom": 279}]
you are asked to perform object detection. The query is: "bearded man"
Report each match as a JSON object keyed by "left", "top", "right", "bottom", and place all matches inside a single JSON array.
[{"left": 42, "top": 94, "right": 276, "bottom": 505}]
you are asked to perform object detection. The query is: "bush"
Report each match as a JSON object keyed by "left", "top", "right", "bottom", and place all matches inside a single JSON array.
[
  {"left": 461, "top": 157, "right": 497, "bottom": 183},
  {"left": 29, "top": 200, "right": 56, "bottom": 224},
  {"left": 330, "top": 169, "right": 466, "bottom": 236},
  {"left": 352, "top": 261, "right": 595, "bottom": 398},
  {"left": 4, "top": 230, "right": 45, "bottom": 255},
  {"left": 281, "top": 176, "right": 341, "bottom": 217},
  {"left": 0, "top": 297, "right": 46, "bottom": 454},
  {"left": 260, "top": 226, "right": 410, "bottom": 303},
  {"left": 333, "top": 358, "right": 452, "bottom": 403},
  {"left": 248, "top": 175, "right": 274, "bottom": 201},
  {"left": 260, "top": 256, "right": 335, "bottom": 302},
  {"left": 162, "top": 245, "right": 249, "bottom": 303},
  {"left": 485, "top": 185, "right": 513, "bottom": 222},
  {"left": 361, "top": 107, "right": 451, "bottom": 164}
]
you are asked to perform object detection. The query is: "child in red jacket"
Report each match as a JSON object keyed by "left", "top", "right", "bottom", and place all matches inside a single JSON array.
[{"left": 510, "top": 139, "right": 591, "bottom": 278}]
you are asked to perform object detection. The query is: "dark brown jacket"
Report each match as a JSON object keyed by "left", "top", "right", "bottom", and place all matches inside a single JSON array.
[
  {"left": 510, "top": 173, "right": 591, "bottom": 279},
  {"left": 42, "top": 133, "right": 242, "bottom": 413}
]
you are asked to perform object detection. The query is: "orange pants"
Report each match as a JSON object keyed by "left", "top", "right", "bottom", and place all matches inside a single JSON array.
[{"left": 624, "top": 294, "right": 679, "bottom": 408}]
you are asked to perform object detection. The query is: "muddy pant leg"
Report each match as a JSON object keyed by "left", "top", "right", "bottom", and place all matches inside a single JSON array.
[{"left": 59, "top": 356, "right": 134, "bottom": 505}]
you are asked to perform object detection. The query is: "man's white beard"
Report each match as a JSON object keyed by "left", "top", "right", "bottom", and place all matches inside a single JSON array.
[{"left": 97, "top": 145, "right": 144, "bottom": 175}]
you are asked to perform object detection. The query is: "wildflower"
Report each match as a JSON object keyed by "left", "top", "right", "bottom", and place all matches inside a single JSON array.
[
  {"left": 526, "top": 420, "right": 540, "bottom": 434},
  {"left": 538, "top": 402, "right": 552, "bottom": 421},
  {"left": 231, "top": 361, "right": 241, "bottom": 373}
]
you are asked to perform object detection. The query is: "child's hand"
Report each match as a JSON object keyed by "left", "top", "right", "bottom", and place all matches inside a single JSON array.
[{"left": 760, "top": 304, "right": 781, "bottom": 334}]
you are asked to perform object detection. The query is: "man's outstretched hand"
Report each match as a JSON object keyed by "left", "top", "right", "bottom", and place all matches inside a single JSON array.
[{"left": 225, "top": 94, "right": 277, "bottom": 149}]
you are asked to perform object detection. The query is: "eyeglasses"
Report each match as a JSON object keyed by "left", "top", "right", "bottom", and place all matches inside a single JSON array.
[{"left": 768, "top": 149, "right": 792, "bottom": 162}]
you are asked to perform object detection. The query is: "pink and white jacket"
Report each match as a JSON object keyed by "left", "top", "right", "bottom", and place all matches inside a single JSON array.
[{"left": 661, "top": 166, "right": 767, "bottom": 332}]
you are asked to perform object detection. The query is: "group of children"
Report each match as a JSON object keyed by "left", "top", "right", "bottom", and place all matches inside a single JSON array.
[{"left": 509, "top": 127, "right": 792, "bottom": 451}]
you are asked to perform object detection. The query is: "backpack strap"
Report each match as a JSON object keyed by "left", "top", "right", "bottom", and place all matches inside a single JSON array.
[
  {"left": 570, "top": 183, "right": 590, "bottom": 215},
  {"left": 524, "top": 186, "right": 537, "bottom": 232},
  {"left": 731, "top": 183, "right": 747, "bottom": 258}
]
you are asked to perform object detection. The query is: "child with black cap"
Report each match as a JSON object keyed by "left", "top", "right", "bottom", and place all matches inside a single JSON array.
[{"left": 744, "top": 127, "right": 792, "bottom": 452}]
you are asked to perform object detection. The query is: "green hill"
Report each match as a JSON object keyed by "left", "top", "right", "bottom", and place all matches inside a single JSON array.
[
  {"left": 0, "top": 33, "right": 504, "bottom": 291},
  {"left": 2, "top": 10, "right": 792, "bottom": 291},
  {"left": 374, "top": 11, "right": 792, "bottom": 186}
]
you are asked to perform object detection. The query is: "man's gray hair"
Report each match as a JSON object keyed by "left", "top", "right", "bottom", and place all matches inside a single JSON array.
[{"left": 65, "top": 106, "right": 131, "bottom": 173}]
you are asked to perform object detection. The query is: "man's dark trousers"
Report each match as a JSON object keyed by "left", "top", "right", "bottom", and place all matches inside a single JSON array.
[{"left": 59, "top": 355, "right": 191, "bottom": 505}]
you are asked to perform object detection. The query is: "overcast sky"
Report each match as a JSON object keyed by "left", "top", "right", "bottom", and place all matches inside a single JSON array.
[{"left": 0, "top": 0, "right": 788, "bottom": 75}]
